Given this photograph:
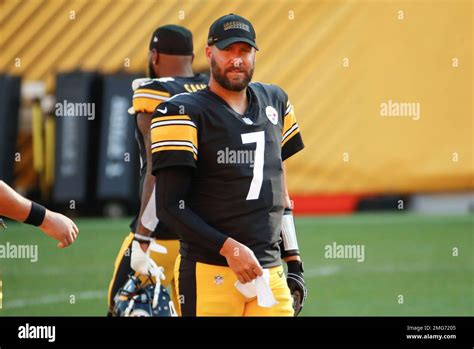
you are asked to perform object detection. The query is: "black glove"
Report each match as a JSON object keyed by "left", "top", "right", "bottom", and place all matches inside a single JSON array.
[{"left": 286, "top": 260, "right": 307, "bottom": 316}]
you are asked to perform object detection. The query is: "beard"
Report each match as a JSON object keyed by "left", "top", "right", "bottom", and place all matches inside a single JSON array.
[
  {"left": 148, "top": 60, "right": 157, "bottom": 79},
  {"left": 211, "top": 56, "right": 254, "bottom": 92}
]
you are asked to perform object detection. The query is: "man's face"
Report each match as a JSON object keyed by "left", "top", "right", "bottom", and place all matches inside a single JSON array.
[{"left": 209, "top": 42, "right": 256, "bottom": 92}]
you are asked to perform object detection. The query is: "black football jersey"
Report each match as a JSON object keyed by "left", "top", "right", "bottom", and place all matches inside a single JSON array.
[
  {"left": 130, "top": 74, "right": 208, "bottom": 238},
  {"left": 150, "top": 82, "right": 304, "bottom": 267}
]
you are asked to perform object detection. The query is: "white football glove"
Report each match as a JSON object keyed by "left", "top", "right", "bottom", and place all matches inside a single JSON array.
[
  {"left": 130, "top": 240, "right": 167, "bottom": 276},
  {"left": 130, "top": 240, "right": 150, "bottom": 275}
]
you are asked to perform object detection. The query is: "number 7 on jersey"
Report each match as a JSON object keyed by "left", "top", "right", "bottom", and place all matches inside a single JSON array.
[{"left": 241, "top": 131, "right": 265, "bottom": 200}]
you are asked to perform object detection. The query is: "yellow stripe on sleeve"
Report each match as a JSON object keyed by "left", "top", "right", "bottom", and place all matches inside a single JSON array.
[
  {"left": 133, "top": 98, "right": 163, "bottom": 114},
  {"left": 282, "top": 128, "right": 300, "bottom": 146},
  {"left": 151, "top": 124, "right": 197, "bottom": 147},
  {"left": 152, "top": 115, "right": 191, "bottom": 123},
  {"left": 282, "top": 109, "right": 298, "bottom": 136},
  {"left": 135, "top": 88, "right": 171, "bottom": 97},
  {"left": 151, "top": 145, "right": 197, "bottom": 160}
]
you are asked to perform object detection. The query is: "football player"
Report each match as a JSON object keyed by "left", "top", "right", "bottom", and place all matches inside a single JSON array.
[
  {"left": 150, "top": 14, "right": 307, "bottom": 316},
  {"left": 107, "top": 25, "right": 208, "bottom": 315}
]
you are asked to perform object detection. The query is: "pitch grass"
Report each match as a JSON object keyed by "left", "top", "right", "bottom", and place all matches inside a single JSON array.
[{"left": 0, "top": 213, "right": 472, "bottom": 316}]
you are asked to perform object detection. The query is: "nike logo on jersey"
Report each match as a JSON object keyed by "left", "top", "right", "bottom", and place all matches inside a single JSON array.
[{"left": 157, "top": 107, "right": 167, "bottom": 114}]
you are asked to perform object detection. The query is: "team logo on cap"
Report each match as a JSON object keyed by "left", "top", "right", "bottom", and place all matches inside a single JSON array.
[
  {"left": 223, "top": 21, "right": 250, "bottom": 32},
  {"left": 265, "top": 106, "right": 278, "bottom": 125}
]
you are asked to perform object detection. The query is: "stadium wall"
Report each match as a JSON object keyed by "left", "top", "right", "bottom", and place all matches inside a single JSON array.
[{"left": 0, "top": 0, "right": 472, "bottom": 199}]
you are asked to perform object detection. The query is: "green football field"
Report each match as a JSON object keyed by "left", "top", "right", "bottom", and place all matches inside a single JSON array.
[{"left": 0, "top": 213, "right": 472, "bottom": 316}]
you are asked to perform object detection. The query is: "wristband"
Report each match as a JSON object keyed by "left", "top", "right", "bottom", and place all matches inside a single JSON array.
[
  {"left": 281, "top": 208, "right": 300, "bottom": 257},
  {"left": 24, "top": 202, "right": 46, "bottom": 226},
  {"left": 133, "top": 233, "right": 153, "bottom": 244}
]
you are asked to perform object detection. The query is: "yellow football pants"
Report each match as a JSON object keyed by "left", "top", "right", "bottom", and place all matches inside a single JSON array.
[{"left": 174, "top": 254, "right": 294, "bottom": 316}]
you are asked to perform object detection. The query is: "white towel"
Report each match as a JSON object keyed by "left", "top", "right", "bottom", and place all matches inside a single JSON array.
[{"left": 234, "top": 269, "right": 278, "bottom": 308}]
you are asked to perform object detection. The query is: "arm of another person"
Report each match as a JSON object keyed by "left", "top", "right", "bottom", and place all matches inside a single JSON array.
[
  {"left": 0, "top": 181, "right": 79, "bottom": 248},
  {"left": 134, "top": 112, "right": 156, "bottom": 248}
]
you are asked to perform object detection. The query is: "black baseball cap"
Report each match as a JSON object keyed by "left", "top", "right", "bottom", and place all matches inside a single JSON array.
[
  {"left": 149, "top": 25, "right": 193, "bottom": 55},
  {"left": 207, "top": 14, "right": 258, "bottom": 50}
]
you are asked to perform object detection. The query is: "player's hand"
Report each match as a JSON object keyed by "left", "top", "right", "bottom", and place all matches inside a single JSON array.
[
  {"left": 130, "top": 240, "right": 151, "bottom": 275},
  {"left": 219, "top": 238, "right": 263, "bottom": 284},
  {"left": 39, "top": 210, "right": 79, "bottom": 248},
  {"left": 130, "top": 239, "right": 167, "bottom": 276},
  {"left": 286, "top": 260, "right": 307, "bottom": 316}
]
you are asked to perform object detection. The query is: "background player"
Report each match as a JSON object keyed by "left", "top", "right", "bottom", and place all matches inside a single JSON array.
[{"left": 107, "top": 25, "right": 208, "bottom": 315}]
